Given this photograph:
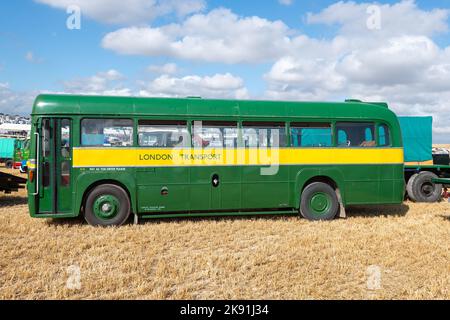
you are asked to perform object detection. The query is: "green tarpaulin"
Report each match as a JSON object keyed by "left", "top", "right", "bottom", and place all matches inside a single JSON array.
[{"left": 398, "top": 116, "right": 433, "bottom": 162}]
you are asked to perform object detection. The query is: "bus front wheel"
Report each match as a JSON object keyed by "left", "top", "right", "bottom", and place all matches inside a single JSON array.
[
  {"left": 84, "top": 184, "right": 131, "bottom": 227},
  {"left": 300, "top": 182, "right": 339, "bottom": 221}
]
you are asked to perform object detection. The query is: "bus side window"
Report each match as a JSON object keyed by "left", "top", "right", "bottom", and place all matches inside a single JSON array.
[
  {"left": 242, "top": 122, "right": 287, "bottom": 148},
  {"left": 81, "top": 119, "right": 133, "bottom": 147},
  {"left": 290, "top": 123, "right": 332, "bottom": 147},
  {"left": 138, "top": 120, "right": 189, "bottom": 148},
  {"left": 378, "top": 124, "right": 390, "bottom": 146},
  {"left": 191, "top": 121, "right": 238, "bottom": 149},
  {"left": 336, "top": 122, "right": 376, "bottom": 147}
]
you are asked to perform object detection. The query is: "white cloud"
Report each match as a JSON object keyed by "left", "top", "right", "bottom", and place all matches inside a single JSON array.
[
  {"left": 9, "top": 1, "right": 450, "bottom": 142},
  {"left": 62, "top": 69, "right": 131, "bottom": 95},
  {"left": 35, "top": 0, "right": 206, "bottom": 24},
  {"left": 102, "top": 8, "right": 292, "bottom": 63},
  {"left": 148, "top": 63, "right": 178, "bottom": 74},
  {"left": 306, "top": 0, "right": 449, "bottom": 37},
  {"left": 139, "top": 73, "right": 249, "bottom": 99},
  {"left": 337, "top": 36, "right": 440, "bottom": 86},
  {"left": 0, "top": 83, "right": 37, "bottom": 115},
  {"left": 261, "top": 1, "right": 450, "bottom": 141},
  {"left": 60, "top": 69, "right": 250, "bottom": 101}
]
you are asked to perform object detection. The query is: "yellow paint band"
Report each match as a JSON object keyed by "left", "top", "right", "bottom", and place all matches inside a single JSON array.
[{"left": 72, "top": 148, "right": 404, "bottom": 168}]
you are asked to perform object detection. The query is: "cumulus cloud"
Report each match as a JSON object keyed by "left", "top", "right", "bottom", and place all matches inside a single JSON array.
[
  {"left": 148, "top": 63, "right": 178, "bottom": 75},
  {"left": 306, "top": 0, "right": 449, "bottom": 37},
  {"left": 139, "top": 73, "right": 249, "bottom": 99},
  {"left": 102, "top": 8, "right": 292, "bottom": 63},
  {"left": 0, "top": 83, "right": 37, "bottom": 115},
  {"left": 35, "top": 0, "right": 206, "bottom": 24},
  {"left": 261, "top": 1, "right": 450, "bottom": 141},
  {"left": 56, "top": 69, "right": 249, "bottom": 101},
  {"left": 62, "top": 69, "right": 132, "bottom": 96},
  {"left": 9, "top": 1, "right": 450, "bottom": 141}
]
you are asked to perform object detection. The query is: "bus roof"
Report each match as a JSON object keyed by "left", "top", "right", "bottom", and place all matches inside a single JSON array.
[{"left": 32, "top": 94, "right": 397, "bottom": 121}]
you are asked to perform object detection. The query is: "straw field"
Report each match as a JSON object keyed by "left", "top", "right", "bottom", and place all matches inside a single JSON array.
[{"left": 0, "top": 167, "right": 449, "bottom": 300}]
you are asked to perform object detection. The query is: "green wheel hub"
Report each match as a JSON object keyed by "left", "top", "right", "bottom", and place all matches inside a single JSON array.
[
  {"left": 93, "top": 195, "right": 120, "bottom": 220},
  {"left": 309, "top": 192, "right": 332, "bottom": 215}
]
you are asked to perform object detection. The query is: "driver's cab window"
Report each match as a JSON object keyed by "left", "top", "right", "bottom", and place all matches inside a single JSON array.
[{"left": 337, "top": 122, "right": 376, "bottom": 147}]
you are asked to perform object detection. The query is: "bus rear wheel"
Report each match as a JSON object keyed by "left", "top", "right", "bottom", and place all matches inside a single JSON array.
[
  {"left": 84, "top": 184, "right": 131, "bottom": 227},
  {"left": 300, "top": 182, "right": 339, "bottom": 221}
]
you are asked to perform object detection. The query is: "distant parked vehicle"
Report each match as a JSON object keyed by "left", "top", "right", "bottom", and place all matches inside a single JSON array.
[{"left": 0, "top": 138, "right": 18, "bottom": 168}]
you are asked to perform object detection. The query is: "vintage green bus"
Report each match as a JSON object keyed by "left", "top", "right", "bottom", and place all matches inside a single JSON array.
[{"left": 27, "top": 94, "right": 404, "bottom": 226}]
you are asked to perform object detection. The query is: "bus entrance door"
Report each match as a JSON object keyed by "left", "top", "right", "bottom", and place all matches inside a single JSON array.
[{"left": 37, "top": 118, "right": 73, "bottom": 214}]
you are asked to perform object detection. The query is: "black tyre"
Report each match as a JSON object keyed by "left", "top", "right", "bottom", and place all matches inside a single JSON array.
[
  {"left": 300, "top": 182, "right": 339, "bottom": 221},
  {"left": 5, "top": 159, "right": 13, "bottom": 169},
  {"left": 410, "top": 171, "right": 442, "bottom": 203},
  {"left": 406, "top": 173, "right": 419, "bottom": 202},
  {"left": 84, "top": 184, "right": 131, "bottom": 227}
]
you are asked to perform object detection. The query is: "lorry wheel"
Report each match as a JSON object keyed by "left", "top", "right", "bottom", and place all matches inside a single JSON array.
[
  {"left": 406, "top": 173, "right": 419, "bottom": 202},
  {"left": 5, "top": 160, "right": 13, "bottom": 169},
  {"left": 410, "top": 172, "right": 442, "bottom": 203}
]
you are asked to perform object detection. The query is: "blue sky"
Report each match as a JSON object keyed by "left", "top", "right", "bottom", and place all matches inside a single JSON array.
[{"left": 1, "top": 0, "right": 450, "bottom": 141}]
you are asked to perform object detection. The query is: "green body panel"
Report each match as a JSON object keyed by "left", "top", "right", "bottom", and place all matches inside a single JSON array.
[{"left": 28, "top": 94, "right": 405, "bottom": 219}]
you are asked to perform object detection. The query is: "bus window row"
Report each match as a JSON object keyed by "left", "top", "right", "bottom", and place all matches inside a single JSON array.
[{"left": 80, "top": 119, "right": 391, "bottom": 148}]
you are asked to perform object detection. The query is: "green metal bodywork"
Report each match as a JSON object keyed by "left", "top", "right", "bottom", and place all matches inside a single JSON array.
[{"left": 28, "top": 94, "right": 405, "bottom": 219}]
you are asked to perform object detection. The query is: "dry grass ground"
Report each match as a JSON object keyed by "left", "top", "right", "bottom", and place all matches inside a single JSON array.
[{"left": 0, "top": 168, "right": 449, "bottom": 300}]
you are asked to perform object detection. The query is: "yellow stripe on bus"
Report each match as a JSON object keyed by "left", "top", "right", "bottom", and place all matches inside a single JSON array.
[{"left": 72, "top": 148, "right": 404, "bottom": 168}]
